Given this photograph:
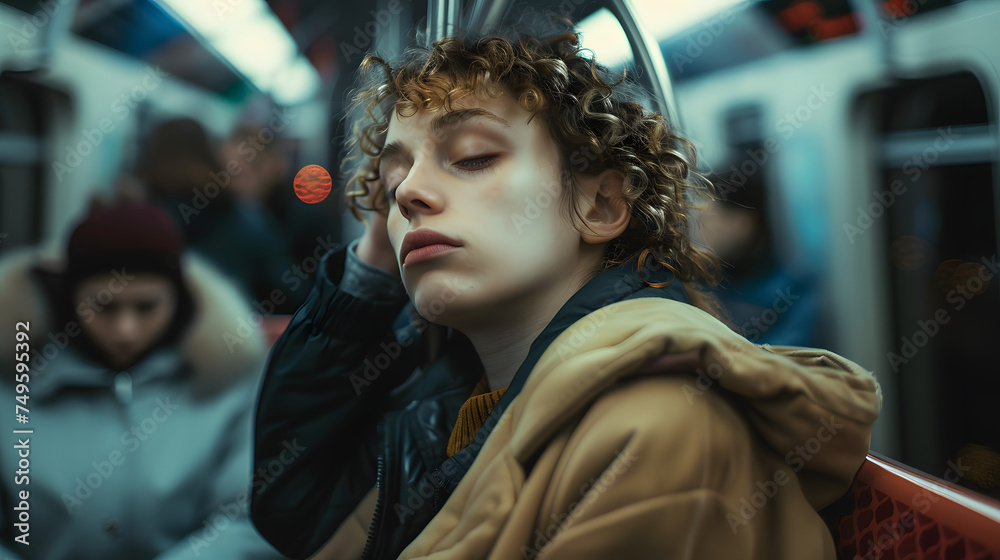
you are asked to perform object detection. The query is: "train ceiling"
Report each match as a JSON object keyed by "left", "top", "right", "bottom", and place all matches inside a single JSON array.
[
  {"left": 9, "top": 0, "right": 968, "bottom": 100},
  {"left": 66, "top": 0, "right": 371, "bottom": 100}
]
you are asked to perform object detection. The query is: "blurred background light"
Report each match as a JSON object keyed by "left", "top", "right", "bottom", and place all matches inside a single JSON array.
[
  {"left": 151, "top": 0, "right": 319, "bottom": 104},
  {"left": 270, "top": 56, "right": 321, "bottom": 106},
  {"left": 575, "top": 8, "right": 632, "bottom": 67},
  {"left": 633, "top": 0, "right": 749, "bottom": 39},
  {"left": 212, "top": 17, "right": 296, "bottom": 88},
  {"left": 576, "top": 0, "right": 747, "bottom": 68}
]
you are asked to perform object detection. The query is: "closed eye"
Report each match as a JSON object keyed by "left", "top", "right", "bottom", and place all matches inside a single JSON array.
[
  {"left": 133, "top": 301, "right": 159, "bottom": 314},
  {"left": 454, "top": 155, "right": 499, "bottom": 173},
  {"left": 386, "top": 154, "right": 501, "bottom": 202}
]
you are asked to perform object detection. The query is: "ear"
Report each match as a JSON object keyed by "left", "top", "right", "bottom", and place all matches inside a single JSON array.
[{"left": 577, "top": 169, "right": 631, "bottom": 245}]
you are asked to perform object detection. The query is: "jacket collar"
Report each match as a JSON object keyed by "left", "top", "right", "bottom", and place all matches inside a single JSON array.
[
  {"left": 33, "top": 344, "right": 184, "bottom": 403},
  {"left": 435, "top": 257, "right": 690, "bottom": 488},
  {"left": 508, "top": 257, "right": 690, "bottom": 398}
]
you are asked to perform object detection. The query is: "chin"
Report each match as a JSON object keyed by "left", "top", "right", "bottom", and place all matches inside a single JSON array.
[
  {"left": 407, "top": 273, "right": 477, "bottom": 326},
  {"left": 412, "top": 288, "right": 464, "bottom": 326}
]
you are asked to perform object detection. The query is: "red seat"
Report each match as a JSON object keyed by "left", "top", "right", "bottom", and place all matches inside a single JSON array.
[{"left": 837, "top": 453, "right": 1000, "bottom": 560}]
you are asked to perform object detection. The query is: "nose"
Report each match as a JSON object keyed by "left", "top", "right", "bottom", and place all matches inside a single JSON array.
[
  {"left": 394, "top": 159, "right": 443, "bottom": 221},
  {"left": 112, "top": 309, "right": 140, "bottom": 341}
]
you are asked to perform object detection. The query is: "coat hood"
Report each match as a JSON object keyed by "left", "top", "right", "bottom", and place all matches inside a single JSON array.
[
  {"left": 400, "top": 297, "right": 882, "bottom": 559},
  {"left": 507, "top": 298, "right": 882, "bottom": 508},
  {"left": 0, "top": 248, "right": 269, "bottom": 394}
]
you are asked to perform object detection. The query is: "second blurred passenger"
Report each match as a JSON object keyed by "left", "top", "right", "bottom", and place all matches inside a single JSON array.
[
  {"left": 0, "top": 200, "right": 285, "bottom": 560},
  {"left": 140, "top": 117, "right": 303, "bottom": 314}
]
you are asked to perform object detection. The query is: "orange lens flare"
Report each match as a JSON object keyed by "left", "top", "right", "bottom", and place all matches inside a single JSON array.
[{"left": 294, "top": 164, "right": 333, "bottom": 204}]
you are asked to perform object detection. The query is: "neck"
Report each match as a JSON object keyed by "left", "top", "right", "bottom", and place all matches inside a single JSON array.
[
  {"left": 458, "top": 260, "right": 599, "bottom": 391},
  {"left": 464, "top": 313, "right": 550, "bottom": 391}
]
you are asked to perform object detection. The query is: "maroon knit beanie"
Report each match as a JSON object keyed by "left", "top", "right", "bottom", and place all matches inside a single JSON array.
[{"left": 66, "top": 201, "right": 184, "bottom": 284}]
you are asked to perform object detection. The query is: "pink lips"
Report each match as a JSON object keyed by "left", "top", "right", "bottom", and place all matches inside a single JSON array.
[{"left": 400, "top": 229, "right": 462, "bottom": 267}]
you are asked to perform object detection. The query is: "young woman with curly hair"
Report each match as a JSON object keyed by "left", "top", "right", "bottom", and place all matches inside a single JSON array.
[{"left": 252, "top": 30, "right": 881, "bottom": 560}]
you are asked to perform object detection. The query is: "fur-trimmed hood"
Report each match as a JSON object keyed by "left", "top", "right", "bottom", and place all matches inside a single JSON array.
[{"left": 0, "top": 247, "right": 269, "bottom": 392}]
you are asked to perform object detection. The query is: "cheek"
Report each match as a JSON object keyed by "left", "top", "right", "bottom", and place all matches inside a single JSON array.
[
  {"left": 386, "top": 214, "right": 405, "bottom": 256},
  {"left": 78, "top": 316, "right": 111, "bottom": 346},
  {"left": 149, "top": 306, "right": 176, "bottom": 334},
  {"left": 489, "top": 169, "right": 575, "bottom": 249}
]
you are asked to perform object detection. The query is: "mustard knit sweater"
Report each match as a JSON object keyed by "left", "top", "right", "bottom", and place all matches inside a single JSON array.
[{"left": 445, "top": 374, "right": 506, "bottom": 458}]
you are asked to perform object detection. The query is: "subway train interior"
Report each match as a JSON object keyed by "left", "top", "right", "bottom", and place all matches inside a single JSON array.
[{"left": 1, "top": 0, "right": 999, "bottom": 557}]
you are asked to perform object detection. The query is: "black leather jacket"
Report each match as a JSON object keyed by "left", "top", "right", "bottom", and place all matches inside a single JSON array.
[{"left": 251, "top": 247, "right": 690, "bottom": 559}]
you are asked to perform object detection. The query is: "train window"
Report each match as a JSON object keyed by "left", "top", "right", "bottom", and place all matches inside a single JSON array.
[
  {"left": 460, "top": 1, "right": 634, "bottom": 66},
  {"left": 460, "top": 0, "right": 677, "bottom": 117},
  {"left": 576, "top": 8, "right": 633, "bottom": 69},
  {"left": 0, "top": 73, "right": 51, "bottom": 252},
  {"left": 661, "top": 0, "right": 868, "bottom": 83},
  {"left": 873, "top": 71, "right": 1000, "bottom": 499}
]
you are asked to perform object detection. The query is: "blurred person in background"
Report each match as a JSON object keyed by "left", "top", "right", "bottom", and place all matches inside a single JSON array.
[
  {"left": 226, "top": 122, "right": 290, "bottom": 207},
  {"left": 139, "top": 117, "right": 298, "bottom": 313},
  {"left": 0, "top": 199, "right": 285, "bottom": 559},
  {"left": 700, "top": 172, "right": 821, "bottom": 347},
  {"left": 223, "top": 116, "right": 340, "bottom": 311}
]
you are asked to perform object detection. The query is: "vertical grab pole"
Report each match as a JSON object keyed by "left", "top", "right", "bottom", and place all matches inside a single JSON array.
[{"left": 606, "top": 0, "right": 682, "bottom": 129}]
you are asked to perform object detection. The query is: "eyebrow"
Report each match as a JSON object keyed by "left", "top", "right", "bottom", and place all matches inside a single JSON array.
[
  {"left": 379, "top": 108, "right": 512, "bottom": 165},
  {"left": 431, "top": 108, "right": 511, "bottom": 132}
]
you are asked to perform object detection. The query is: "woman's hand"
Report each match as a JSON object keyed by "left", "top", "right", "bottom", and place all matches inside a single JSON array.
[{"left": 356, "top": 186, "right": 399, "bottom": 275}]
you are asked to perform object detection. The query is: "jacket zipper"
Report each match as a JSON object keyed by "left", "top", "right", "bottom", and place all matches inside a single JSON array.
[
  {"left": 362, "top": 420, "right": 388, "bottom": 560},
  {"left": 360, "top": 453, "right": 386, "bottom": 560}
]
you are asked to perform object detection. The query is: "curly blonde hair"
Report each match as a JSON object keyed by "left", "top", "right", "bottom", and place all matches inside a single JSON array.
[{"left": 341, "top": 30, "right": 725, "bottom": 314}]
